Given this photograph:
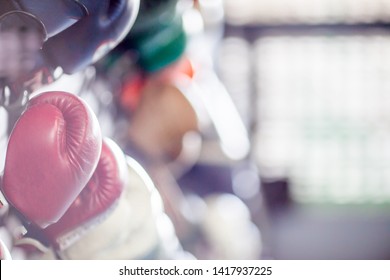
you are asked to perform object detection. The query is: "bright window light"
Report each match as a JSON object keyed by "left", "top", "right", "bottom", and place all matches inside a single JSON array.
[{"left": 254, "top": 34, "right": 390, "bottom": 204}]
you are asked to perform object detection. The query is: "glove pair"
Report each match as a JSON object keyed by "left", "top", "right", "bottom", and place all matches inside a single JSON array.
[{"left": 0, "top": 91, "right": 175, "bottom": 259}]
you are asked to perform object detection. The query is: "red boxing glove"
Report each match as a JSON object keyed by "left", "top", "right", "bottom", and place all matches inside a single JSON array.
[
  {"left": 43, "top": 138, "right": 127, "bottom": 251},
  {"left": 1, "top": 91, "right": 102, "bottom": 229}
]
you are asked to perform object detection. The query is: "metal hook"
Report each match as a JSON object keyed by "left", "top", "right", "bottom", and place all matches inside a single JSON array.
[
  {"left": 0, "top": 84, "right": 29, "bottom": 136},
  {"left": 0, "top": 85, "right": 29, "bottom": 112}
]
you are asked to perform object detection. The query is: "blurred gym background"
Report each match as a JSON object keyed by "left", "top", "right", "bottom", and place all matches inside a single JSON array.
[{"left": 183, "top": 0, "right": 390, "bottom": 259}]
